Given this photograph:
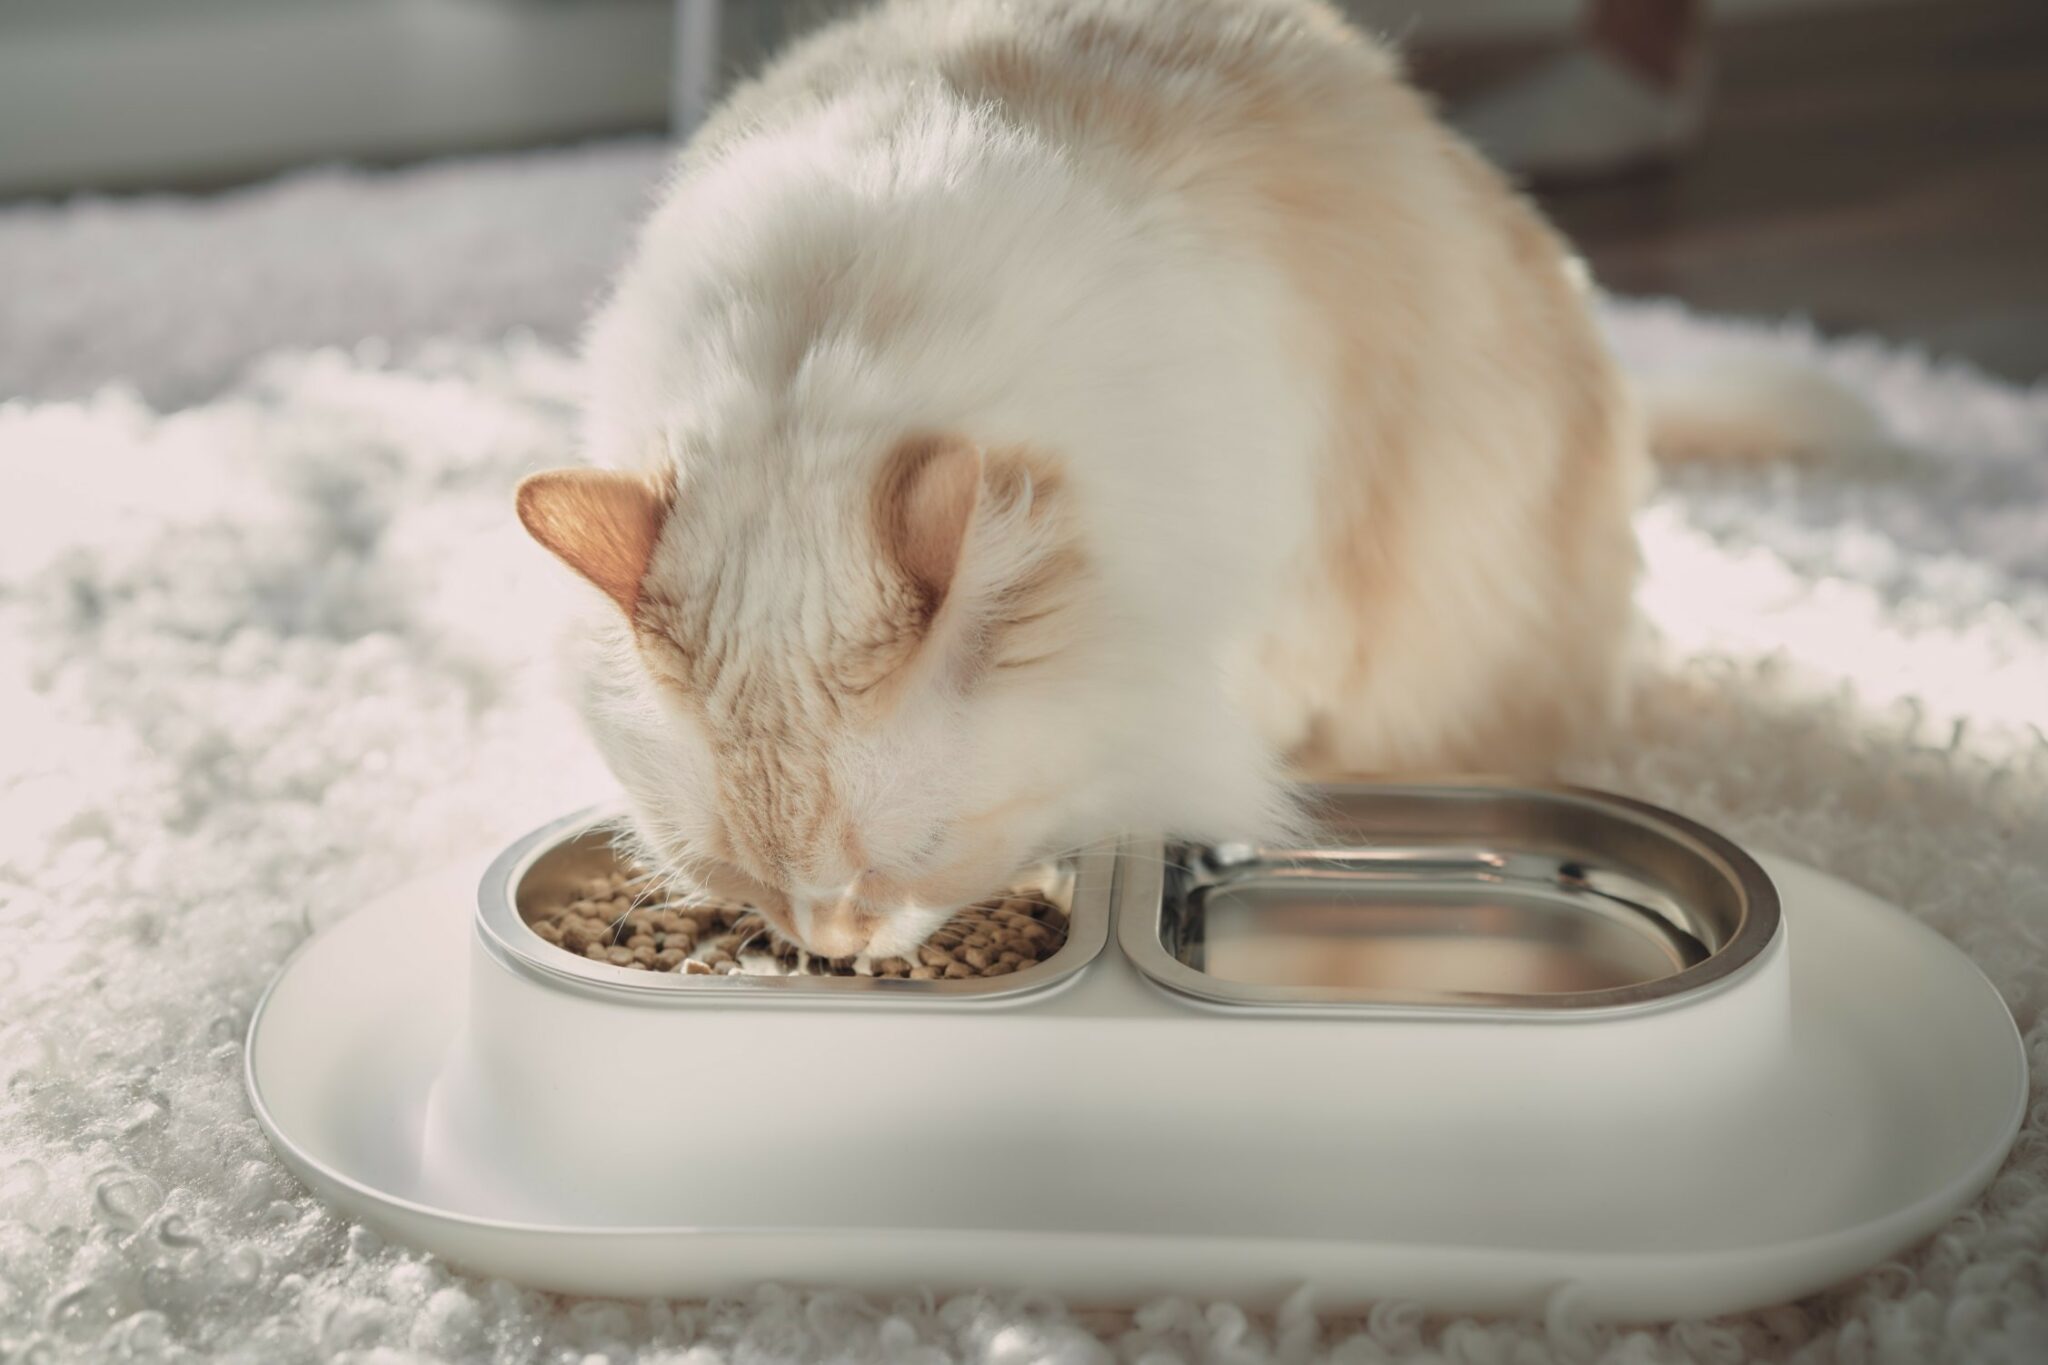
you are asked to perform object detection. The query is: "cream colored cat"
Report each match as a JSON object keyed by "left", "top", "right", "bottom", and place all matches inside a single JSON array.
[{"left": 518, "top": 0, "right": 1649, "bottom": 960}]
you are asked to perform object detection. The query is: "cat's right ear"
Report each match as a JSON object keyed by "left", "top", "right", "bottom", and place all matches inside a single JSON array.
[{"left": 515, "top": 468, "right": 673, "bottom": 616}]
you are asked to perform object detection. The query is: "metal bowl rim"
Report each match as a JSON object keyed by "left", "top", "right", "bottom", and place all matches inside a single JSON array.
[
  {"left": 1115, "top": 779, "right": 1785, "bottom": 1020},
  {"left": 475, "top": 804, "right": 1114, "bottom": 1009}
]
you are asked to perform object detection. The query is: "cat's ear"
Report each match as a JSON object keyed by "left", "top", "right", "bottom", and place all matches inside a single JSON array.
[
  {"left": 515, "top": 468, "right": 673, "bottom": 616},
  {"left": 874, "top": 434, "right": 984, "bottom": 623},
  {"left": 872, "top": 435, "right": 1079, "bottom": 685}
]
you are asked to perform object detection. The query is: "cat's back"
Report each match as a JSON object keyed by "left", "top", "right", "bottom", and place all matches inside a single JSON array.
[
  {"left": 608, "top": 0, "right": 1643, "bottom": 780},
  {"left": 697, "top": 0, "right": 1408, "bottom": 185},
  {"left": 691, "top": 0, "right": 1548, "bottom": 406},
  {"left": 708, "top": 0, "right": 1640, "bottom": 779}
]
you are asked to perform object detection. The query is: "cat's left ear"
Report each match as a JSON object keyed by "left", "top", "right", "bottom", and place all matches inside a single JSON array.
[
  {"left": 873, "top": 434, "right": 1077, "bottom": 681},
  {"left": 515, "top": 468, "right": 673, "bottom": 616},
  {"left": 874, "top": 434, "right": 984, "bottom": 626}
]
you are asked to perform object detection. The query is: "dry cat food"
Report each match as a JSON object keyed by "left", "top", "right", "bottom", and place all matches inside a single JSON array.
[{"left": 525, "top": 867, "right": 1069, "bottom": 980}]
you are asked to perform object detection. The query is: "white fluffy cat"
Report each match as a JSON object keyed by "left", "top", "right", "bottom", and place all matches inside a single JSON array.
[{"left": 518, "top": 0, "right": 1650, "bottom": 960}]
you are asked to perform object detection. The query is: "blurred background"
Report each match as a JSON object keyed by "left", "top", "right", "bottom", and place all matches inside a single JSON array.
[
  {"left": 2, "top": 0, "right": 2042, "bottom": 380},
  {"left": 3, "top": 11, "right": 2045, "bottom": 1361}
]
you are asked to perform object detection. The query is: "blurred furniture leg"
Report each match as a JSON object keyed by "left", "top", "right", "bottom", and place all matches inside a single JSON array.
[{"left": 672, "top": 0, "right": 722, "bottom": 140}]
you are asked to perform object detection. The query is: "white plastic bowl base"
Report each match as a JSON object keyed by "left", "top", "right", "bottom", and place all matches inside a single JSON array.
[{"left": 246, "top": 852, "right": 2024, "bottom": 1322}]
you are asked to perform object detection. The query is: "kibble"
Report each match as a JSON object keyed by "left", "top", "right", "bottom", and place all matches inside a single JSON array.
[{"left": 522, "top": 861, "right": 1068, "bottom": 981}]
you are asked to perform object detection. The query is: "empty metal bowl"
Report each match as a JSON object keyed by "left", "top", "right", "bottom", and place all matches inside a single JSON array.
[{"left": 1118, "top": 782, "right": 1781, "bottom": 1017}]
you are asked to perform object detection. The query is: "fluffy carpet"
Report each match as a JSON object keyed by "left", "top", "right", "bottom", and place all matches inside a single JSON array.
[{"left": 2, "top": 142, "right": 2046, "bottom": 1365}]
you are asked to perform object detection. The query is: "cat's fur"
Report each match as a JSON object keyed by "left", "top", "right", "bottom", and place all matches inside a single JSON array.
[{"left": 518, "top": 0, "right": 1645, "bottom": 959}]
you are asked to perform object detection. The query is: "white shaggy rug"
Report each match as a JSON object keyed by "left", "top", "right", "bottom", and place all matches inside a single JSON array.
[{"left": 2, "top": 143, "right": 2046, "bottom": 1364}]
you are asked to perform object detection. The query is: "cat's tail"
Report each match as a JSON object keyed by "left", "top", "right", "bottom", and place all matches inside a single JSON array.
[{"left": 1635, "top": 355, "right": 1897, "bottom": 467}]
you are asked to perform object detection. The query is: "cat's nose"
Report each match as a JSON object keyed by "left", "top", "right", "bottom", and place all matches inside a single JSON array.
[{"left": 790, "top": 894, "right": 871, "bottom": 958}]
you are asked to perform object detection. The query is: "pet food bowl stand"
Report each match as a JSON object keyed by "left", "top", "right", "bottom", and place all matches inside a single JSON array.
[{"left": 247, "top": 785, "right": 2027, "bottom": 1321}]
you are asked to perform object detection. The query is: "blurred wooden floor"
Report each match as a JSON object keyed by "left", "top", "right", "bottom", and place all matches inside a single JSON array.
[{"left": 1411, "top": 0, "right": 2048, "bottom": 383}]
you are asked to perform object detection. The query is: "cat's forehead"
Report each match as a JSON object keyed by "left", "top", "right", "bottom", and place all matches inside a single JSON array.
[{"left": 637, "top": 468, "right": 926, "bottom": 701}]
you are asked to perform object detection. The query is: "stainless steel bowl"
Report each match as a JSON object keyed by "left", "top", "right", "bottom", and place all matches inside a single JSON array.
[
  {"left": 1115, "top": 782, "right": 1781, "bottom": 1018},
  {"left": 475, "top": 806, "right": 1114, "bottom": 1006}
]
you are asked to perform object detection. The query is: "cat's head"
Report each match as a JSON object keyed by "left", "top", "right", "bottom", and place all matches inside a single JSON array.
[{"left": 516, "top": 434, "right": 1102, "bottom": 960}]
